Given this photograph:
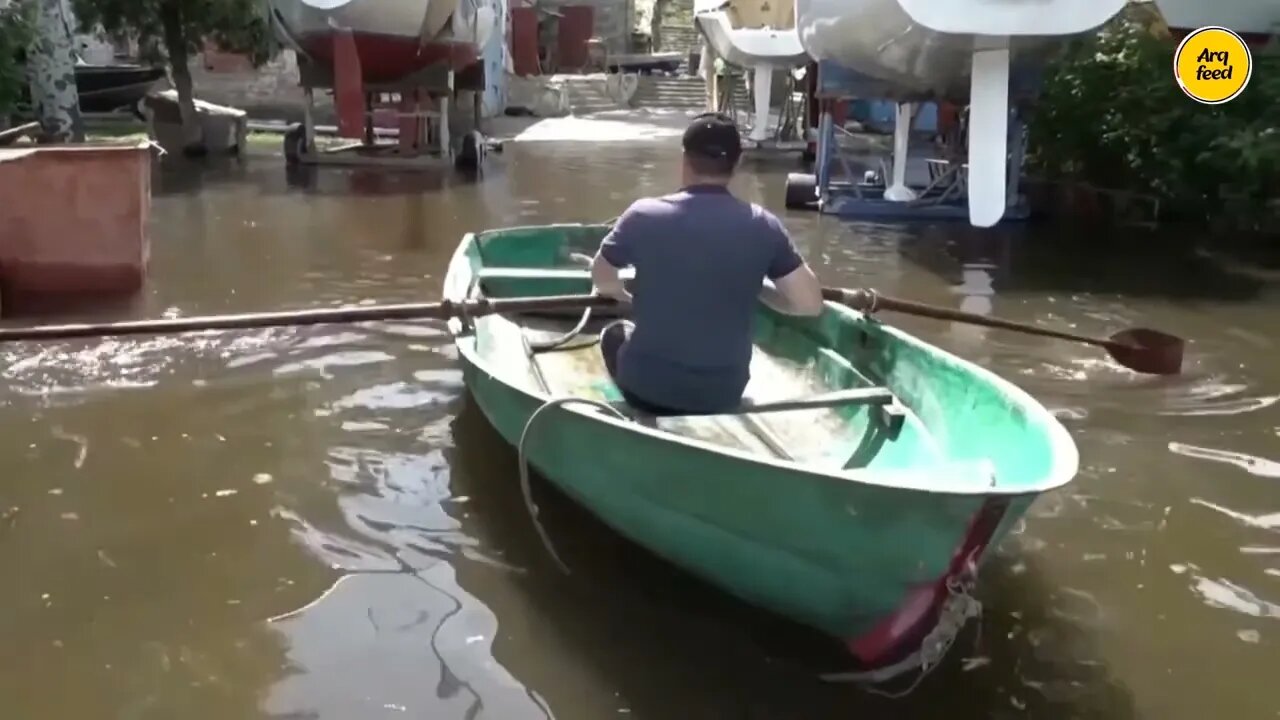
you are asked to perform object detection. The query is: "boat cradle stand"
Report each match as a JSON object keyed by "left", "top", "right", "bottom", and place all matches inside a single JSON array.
[
  {"left": 711, "top": 60, "right": 812, "bottom": 158},
  {"left": 283, "top": 50, "right": 488, "bottom": 171},
  {"left": 783, "top": 60, "right": 1029, "bottom": 222}
]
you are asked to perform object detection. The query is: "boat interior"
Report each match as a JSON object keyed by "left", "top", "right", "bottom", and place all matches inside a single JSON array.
[{"left": 453, "top": 226, "right": 1048, "bottom": 493}]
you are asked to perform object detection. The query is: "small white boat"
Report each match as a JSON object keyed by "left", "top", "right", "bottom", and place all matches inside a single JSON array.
[
  {"left": 266, "top": 0, "right": 498, "bottom": 83},
  {"left": 695, "top": 0, "right": 808, "bottom": 143},
  {"left": 1148, "top": 0, "right": 1278, "bottom": 38},
  {"left": 794, "top": 0, "right": 1127, "bottom": 227}
]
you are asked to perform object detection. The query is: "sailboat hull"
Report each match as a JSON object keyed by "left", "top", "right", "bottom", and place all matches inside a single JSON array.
[
  {"left": 697, "top": 13, "right": 807, "bottom": 68},
  {"left": 794, "top": 0, "right": 1127, "bottom": 100},
  {"left": 266, "top": 0, "right": 497, "bottom": 83}
]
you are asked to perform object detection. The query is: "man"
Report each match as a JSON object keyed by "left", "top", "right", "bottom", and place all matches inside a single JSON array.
[{"left": 590, "top": 112, "right": 825, "bottom": 416}]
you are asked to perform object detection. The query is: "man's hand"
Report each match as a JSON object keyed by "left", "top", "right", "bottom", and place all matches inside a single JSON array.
[{"left": 590, "top": 251, "right": 634, "bottom": 305}]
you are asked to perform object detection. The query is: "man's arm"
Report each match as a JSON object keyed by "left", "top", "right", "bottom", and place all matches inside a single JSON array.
[
  {"left": 759, "top": 216, "right": 824, "bottom": 316},
  {"left": 590, "top": 204, "right": 643, "bottom": 303}
]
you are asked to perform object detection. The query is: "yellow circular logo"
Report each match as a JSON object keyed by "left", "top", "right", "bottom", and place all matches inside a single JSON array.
[{"left": 1174, "top": 26, "right": 1252, "bottom": 104}]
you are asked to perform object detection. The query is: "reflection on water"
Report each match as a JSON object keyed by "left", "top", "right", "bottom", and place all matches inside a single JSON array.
[{"left": 1, "top": 142, "right": 1278, "bottom": 719}]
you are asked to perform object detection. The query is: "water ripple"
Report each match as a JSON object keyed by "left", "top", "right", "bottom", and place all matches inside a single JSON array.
[{"left": 1169, "top": 443, "right": 1280, "bottom": 479}]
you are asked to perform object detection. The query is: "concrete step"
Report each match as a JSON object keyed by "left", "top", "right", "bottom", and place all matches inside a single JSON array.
[
  {"left": 657, "top": 24, "right": 700, "bottom": 54},
  {"left": 633, "top": 90, "right": 706, "bottom": 100}
]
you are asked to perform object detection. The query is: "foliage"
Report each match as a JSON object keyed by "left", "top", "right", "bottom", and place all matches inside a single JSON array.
[
  {"left": 1025, "top": 7, "right": 1280, "bottom": 229},
  {"left": 0, "top": 0, "right": 34, "bottom": 117},
  {"left": 71, "top": 0, "right": 272, "bottom": 69}
]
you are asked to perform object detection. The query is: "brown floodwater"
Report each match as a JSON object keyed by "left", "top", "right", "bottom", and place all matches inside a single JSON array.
[{"left": 1, "top": 137, "right": 1277, "bottom": 719}]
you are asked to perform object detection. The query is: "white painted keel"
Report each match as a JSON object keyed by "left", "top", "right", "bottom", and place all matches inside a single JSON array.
[
  {"left": 750, "top": 65, "right": 773, "bottom": 143},
  {"left": 883, "top": 102, "right": 917, "bottom": 202},
  {"left": 967, "top": 42, "right": 1010, "bottom": 227}
]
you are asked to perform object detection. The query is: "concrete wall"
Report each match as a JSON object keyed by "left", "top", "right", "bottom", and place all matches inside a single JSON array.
[{"left": 191, "top": 48, "right": 323, "bottom": 123}]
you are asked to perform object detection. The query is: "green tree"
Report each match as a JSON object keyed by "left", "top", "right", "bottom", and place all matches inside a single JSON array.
[
  {"left": 1026, "top": 5, "right": 1280, "bottom": 230},
  {"left": 72, "top": 0, "right": 271, "bottom": 153},
  {"left": 0, "top": 0, "right": 33, "bottom": 122}
]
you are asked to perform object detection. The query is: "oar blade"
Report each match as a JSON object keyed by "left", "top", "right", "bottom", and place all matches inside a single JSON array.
[{"left": 1107, "top": 328, "right": 1184, "bottom": 375}]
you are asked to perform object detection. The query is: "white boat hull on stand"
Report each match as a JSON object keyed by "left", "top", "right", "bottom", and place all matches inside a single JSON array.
[
  {"left": 695, "top": 0, "right": 808, "bottom": 143},
  {"left": 795, "top": 0, "right": 1126, "bottom": 226},
  {"left": 695, "top": 10, "right": 807, "bottom": 68}
]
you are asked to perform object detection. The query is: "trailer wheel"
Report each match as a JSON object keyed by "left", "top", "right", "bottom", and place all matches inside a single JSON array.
[
  {"left": 455, "top": 130, "right": 487, "bottom": 171},
  {"left": 784, "top": 172, "right": 818, "bottom": 210}
]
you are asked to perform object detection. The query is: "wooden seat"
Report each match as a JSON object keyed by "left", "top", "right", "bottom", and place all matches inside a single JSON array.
[
  {"left": 605, "top": 386, "right": 898, "bottom": 418},
  {"left": 476, "top": 267, "right": 633, "bottom": 282}
]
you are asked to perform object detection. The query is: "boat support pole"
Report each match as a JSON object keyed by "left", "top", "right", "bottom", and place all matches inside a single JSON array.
[
  {"left": 750, "top": 65, "right": 773, "bottom": 143},
  {"left": 883, "top": 102, "right": 918, "bottom": 202}
]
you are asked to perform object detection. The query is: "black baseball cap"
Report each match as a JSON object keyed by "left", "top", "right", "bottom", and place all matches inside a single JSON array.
[{"left": 682, "top": 112, "right": 742, "bottom": 163}]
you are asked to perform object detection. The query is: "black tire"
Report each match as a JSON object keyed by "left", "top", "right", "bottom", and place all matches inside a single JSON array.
[
  {"left": 784, "top": 172, "right": 818, "bottom": 210},
  {"left": 283, "top": 124, "right": 306, "bottom": 165},
  {"left": 455, "top": 130, "right": 486, "bottom": 170}
]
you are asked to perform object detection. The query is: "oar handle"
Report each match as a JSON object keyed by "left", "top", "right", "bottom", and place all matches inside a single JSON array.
[{"left": 823, "top": 287, "right": 1114, "bottom": 350}]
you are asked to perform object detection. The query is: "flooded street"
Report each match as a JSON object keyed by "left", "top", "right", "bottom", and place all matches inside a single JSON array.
[{"left": 1, "top": 137, "right": 1277, "bottom": 719}]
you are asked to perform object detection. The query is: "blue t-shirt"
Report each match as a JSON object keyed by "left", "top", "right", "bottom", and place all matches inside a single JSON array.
[{"left": 598, "top": 184, "right": 804, "bottom": 412}]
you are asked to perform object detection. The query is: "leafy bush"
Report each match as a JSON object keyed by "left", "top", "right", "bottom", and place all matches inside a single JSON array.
[
  {"left": 1025, "top": 6, "right": 1280, "bottom": 229},
  {"left": 0, "top": 0, "right": 33, "bottom": 118}
]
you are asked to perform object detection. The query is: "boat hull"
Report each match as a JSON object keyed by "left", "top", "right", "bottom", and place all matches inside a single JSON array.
[
  {"left": 267, "top": 0, "right": 496, "bottom": 82},
  {"left": 443, "top": 224, "right": 1078, "bottom": 663},
  {"left": 293, "top": 31, "right": 481, "bottom": 82},
  {"left": 795, "top": 0, "right": 1126, "bottom": 99},
  {"left": 73, "top": 64, "right": 166, "bottom": 112},
  {"left": 695, "top": 11, "right": 807, "bottom": 69}
]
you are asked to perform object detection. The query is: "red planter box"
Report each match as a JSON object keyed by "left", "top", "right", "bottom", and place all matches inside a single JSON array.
[{"left": 0, "top": 142, "right": 151, "bottom": 314}]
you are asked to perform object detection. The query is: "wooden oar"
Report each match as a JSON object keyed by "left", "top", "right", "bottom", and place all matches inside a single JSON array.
[
  {"left": 824, "top": 287, "right": 1184, "bottom": 375},
  {"left": 0, "top": 293, "right": 617, "bottom": 343},
  {"left": 0, "top": 284, "right": 1184, "bottom": 375}
]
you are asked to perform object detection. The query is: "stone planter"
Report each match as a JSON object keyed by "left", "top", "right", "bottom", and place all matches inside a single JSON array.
[{"left": 0, "top": 141, "right": 151, "bottom": 314}]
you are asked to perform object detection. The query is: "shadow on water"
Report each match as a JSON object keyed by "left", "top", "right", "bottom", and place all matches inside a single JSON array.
[
  {"left": 445, "top": 399, "right": 1138, "bottom": 720},
  {"left": 152, "top": 155, "right": 489, "bottom": 200},
  {"left": 896, "top": 224, "right": 1271, "bottom": 302}
]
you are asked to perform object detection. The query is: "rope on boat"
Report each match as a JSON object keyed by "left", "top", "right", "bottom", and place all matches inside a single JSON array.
[
  {"left": 819, "top": 562, "right": 983, "bottom": 697},
  {"left": 529, "top": 306, "right": 595, "bottom": 351},
  {"left": 517, "top": 396, "right": 631, "bottom": 575}
]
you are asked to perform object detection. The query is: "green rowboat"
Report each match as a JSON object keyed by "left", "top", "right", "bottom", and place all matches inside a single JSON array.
[{"left": 443, "top": 223, "right": 1079, "bottom": 672}]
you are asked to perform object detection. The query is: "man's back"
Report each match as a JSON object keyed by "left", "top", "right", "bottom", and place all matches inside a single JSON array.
[{"left": 597, "top": 184, "right": 804, "bottom": 412}]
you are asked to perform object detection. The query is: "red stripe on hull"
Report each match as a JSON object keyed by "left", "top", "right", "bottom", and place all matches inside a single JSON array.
[
  {"left": 846, "top": 498, "right": 1011, "bottom": 666},
  {"left": 299, "top": 32, "right": 480, "bottom": 84}
]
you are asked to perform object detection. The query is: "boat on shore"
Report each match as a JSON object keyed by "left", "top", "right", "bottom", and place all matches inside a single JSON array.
[
  {"left": 265, "top": 0, "right": 499, "bottom": 82},
  {"left": 74, "top": 63, "right": 167, "bottom": 113},
  {"left": 793, "top": 0, "right": 1126, "bottom": 227},
  {"left": 695, "top": 0, "right": 807, "bottom": 70},
  {"left": 442, "top": 223, "right": 1079, "bottom": 670},
  {"left": 695, "top": 0, "right": 807, "bottom": 143}
]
